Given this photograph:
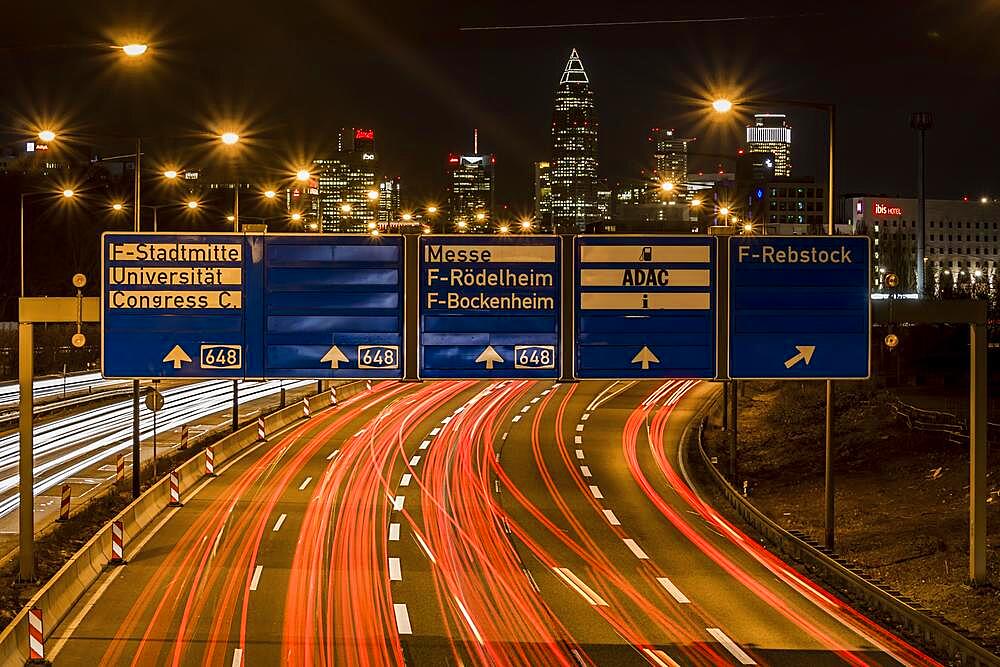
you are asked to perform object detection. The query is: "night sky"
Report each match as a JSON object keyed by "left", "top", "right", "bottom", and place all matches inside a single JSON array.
[{"left": 2, "top": 0, "right": 998, "bottom": 210}]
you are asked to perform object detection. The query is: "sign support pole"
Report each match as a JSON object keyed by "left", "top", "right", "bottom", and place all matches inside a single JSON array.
[
  {"left": 18, "top": 322, "right": 34, "bottom": 581},
  {"left": 403, "top": 233, "right": 420, "bottom": 382},
  {"left": 132, "top": 382, "right": 140, "bottom": 498},
  {"left": 559, "top": 234, "right": 575, "bottom": 383},
  {"left": 730, "top": 380, "right": 738, "bottom": 482},
  {"left": 970, "top": 322, "right": 987, "bottom": 584},
  {"left": 823, "top": 102, "right": 837, "bottom": 551}
]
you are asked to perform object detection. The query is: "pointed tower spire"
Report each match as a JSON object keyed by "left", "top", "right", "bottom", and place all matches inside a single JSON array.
[{"left": 559, "top": 48, "right": 589, "bottom": 85}]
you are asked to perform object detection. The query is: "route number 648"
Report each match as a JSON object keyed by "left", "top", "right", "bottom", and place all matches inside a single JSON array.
[{"left": 514, "top": 345, "right": 555, "bottom": 370}]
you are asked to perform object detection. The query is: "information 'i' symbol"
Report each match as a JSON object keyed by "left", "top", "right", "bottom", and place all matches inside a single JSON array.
[{"left": 642, "top": 293, "right": 649, "bottom": 309}]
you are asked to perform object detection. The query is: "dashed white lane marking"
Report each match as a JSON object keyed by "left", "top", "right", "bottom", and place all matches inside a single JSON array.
[
  {"left": 553, "top": 567, "right": 608, "bottom": 606},
  {"left": 232, "top": 648, "right": 244, "bottom": 667},
  {"left": 250, "top": 565, "right": 264, "bottom": 591},
  {"left": 589, "top": 485, "right": 604, "bottom": 499},
  {"left": 298, "top": 477, "right": 312, "bottom": 491},
  {"left": 389, "top": 557, "right": 402, "bottom": 581},
  {"left": 389, "top": 523, "right": 401, "bottom": 541},
  {"left": 657, "top": 577, "right": 691, "bottom": 604},
  {"left": 603, "top": 509, "right": 621, "bottom": 526},
  {"left": 501, "top": 432, "right": 508, "bottom": 441},
  {"left": 272, "top": 514, "right": 287, "bottom": 532},
  {"left": 623, "top": 538, "right": 649, "bottom": 560},
  {"left": 580, "top": 465, "right": 592, "bottom": 478},
  {"left": 393, "top": 495, "right": 405, "bottom": 511},
  {"left": 494, "top": 480, "right": 501, "bottom": 493},
  {"left": 706, "top": 628, "right": 756, "bottom": 665},
  {"left": 409, "top": 455, "right": 421, "bottom": 466},
  {"left": 643, "top": 648, "right": 681, "bottom": 667},
  {"left": 399, "top": 473, "right": 412, "bottom": 487},
  {"left": 574, "top": 435, "right": 583, "bottom": 444},
  {"left": 419, "top": 440, "right": 431, "bottom": 450},
  {"left": 575, "top": 424, "right": 584, "bottom": 432},
  {"left": 575, "top": 449, "right": 585, "bottom": 459},
  {"left": 441, "top": 416, "right": 452, "bottom": 424},
  {"left": 520, "top": 405, "right": 531, "bottom": 413},
  {"left": 512, "top": 415, "right": 522, "bottom": 422},
  {"left": 581, "top": 413, "right": 590, "bottom": 421},
  {"left": 530, "top": 397, "right": 540, "bottom": 404},
  {"left": 430, "top": 427, "right": 441, "bottom": 436},
  {"left": 394, "top": 603, "right": 413, "bottom": 634},
  {"left": 326, "top": 448, "right": 340, "bottom": 460},
  {"left": 354, "top": 429, "right": 366, "bottom": 437}
]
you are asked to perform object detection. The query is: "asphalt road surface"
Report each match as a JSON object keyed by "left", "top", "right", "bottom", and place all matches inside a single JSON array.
[{"left": 48, "top": 379, "right": 940, "bottom": 666}]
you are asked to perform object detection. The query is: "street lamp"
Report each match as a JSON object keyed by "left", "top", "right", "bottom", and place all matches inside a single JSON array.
[
  {"left": 691, "top": 198, "right": 702, "bottom": 207},
  {"left": 218, "top": 131, "right": 242, "bottom": 230},
  {"left": 402, "top": 212, "right": 413, "bottom": 222},
  {"left": 112, "top": 202, "right": 125, "bottom": 211},
  {"left": 220, "top": 132, "right": 240, "bottom": 145},
  {"left": 367, "top": 189, "right": 379, "bottom": 201},
  {"left": 121, "top": 43, "right": 149, "bottom": 57},
  {"left": 264, "top": 189, "right": 277, "bottom": 199},
  {"left": 37, "top": 129, "right": 56, "bottom": 143},
  {"left": 163, "top": 169, "right": 179, "bottom": 179},
  {"left": 295, "top": 169, "right": 311, "bottom": 182},
  {"left": 520, "top": 219, "right": 533, "bottom": 231},
  {"left": 660, "top": 181, "right": 674, "bottom": 192},
  {"left": 291, "top": 212, "right": 302, "bottom": 222},
  {"left": 186, "top": 199, "right": 199, "bottom": 210},
  {"left": 341, "top": 203, "right": 352, "bottom": 214},
  {"left": 711, "top": 98, "right": 733, "bottom": 113}
]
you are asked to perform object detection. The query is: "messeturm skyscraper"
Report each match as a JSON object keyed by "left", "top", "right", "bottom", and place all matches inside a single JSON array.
[{"left": 550, "top": 49, "right": 599, "bottom": 232}]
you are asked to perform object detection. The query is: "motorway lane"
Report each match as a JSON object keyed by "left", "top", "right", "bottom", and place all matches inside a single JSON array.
[
  {"left": 47, "top": 378, "right": 941, "bottom": 666},
  {"left": 0, "top": 378, "right": 315, "bottom": 545}
]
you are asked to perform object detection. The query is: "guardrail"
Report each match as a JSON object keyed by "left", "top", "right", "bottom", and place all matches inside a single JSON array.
[
  {"left": 692, "top": 413, "right": 1000, "bottom": 666},
  {"left": 0, "top": 379, "right": 371, "bottom": 666},
  {"left": 889, "top": 398, "right": 1000, "bottom": 447}
]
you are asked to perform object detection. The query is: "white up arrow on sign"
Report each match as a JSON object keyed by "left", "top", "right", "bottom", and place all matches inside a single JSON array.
[
  {"left": 631, "top": 346, "right": 660, "bottom": 370},
  {"left": 475, "top": 345, "right": 504, "bottom": 370},
  {"left": 162, "top": 345, "right": 192, "bottom": 369},
  {"left": 321, "top": 345, "right": 349, "bottom": 369},
  {"left": 783, "top": 345, "right": 816, "bottom": 369}
]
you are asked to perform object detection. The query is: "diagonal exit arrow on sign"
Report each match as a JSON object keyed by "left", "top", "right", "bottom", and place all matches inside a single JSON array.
[
  {"left": 783, "top": 345, "right": 816, "bottom": 369},
  {"left": 321, "top": 345, "right": 349, "bottom": 369}
]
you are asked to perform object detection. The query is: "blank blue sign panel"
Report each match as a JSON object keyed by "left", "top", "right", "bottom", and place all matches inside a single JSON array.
[
  {"left": 575, "top": 236, "right": 716, "bottom": 379},
  {"left": 419, "top": 235, "right": 561, "bottom": 379},
  {"left": 263, "top": 235, "right": 403, "bottom": 378},
  {"left": 729, "top": 236, "right": 870, "bottom": 379},
  {"left": 102, "top": 233, "right": 404, "bottom": 379}
]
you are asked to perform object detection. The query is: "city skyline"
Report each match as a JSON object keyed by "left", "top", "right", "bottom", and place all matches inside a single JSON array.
[{"left": 1, "top": 1, "right": 997, "bottom": 211}]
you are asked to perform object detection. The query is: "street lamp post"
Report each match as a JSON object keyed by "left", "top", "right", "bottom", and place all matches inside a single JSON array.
[{"left": 714, "top": 95, "right": 838, "bottom": 549}]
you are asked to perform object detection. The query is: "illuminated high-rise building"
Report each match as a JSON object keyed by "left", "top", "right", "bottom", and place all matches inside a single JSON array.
[
  {"left": 746, "top": 114, "right": 791, "bottom": 177},
  {"left": 446, "top": 152, "right": 494, "bottom": 232},
  {"left": 378, "top": 176, "right": 401, "bottom": 223},
  {"left": 316, "top": 128, "right": 379, "bottom": 232},
  {"left": 532, "top": 161, "right": 551, "bottom": 225},
  {"left": 650, "top": 128, "right": 693, "bottom": 186},
  {"left": 550, "top": 48, "right": 599, "bottom": 232}
]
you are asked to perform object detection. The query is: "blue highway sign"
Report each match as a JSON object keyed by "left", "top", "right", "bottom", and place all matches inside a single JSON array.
[
  {"left": 418, "top": 235, "right": 561, "bottom": 379},
  {"left": 102, "top": 232, "right": 404, "bottom": 379},
  {"left": 575, "top": 236, "right": 716, "bottom": 379},
  {"left": 102, "top": 233, "right": 248, "bottom": 379},
  {"left": 728, "top": 236, "right": 870, "bottom": 379},
  {"left": 263, "top": 235, "right": 403, "bottom": 379}
]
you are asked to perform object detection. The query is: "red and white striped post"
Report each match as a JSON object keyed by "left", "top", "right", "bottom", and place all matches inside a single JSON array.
[
  {"left": 116, "top": 454, "right": 125, "bottom": 482},
  {"left": 330, "top": 385, "right": 337, "bottom": 406},
  {"left": 366, "top": 379, "right": 372, "bottom": 392},
  {"left": 205, "top": 445, "right": 216, "bottom": 477},
  {"left": 27, "top": 607, "right": 45, "bottom": 664},
  {"left": 257, "top": 416, "right": 266, "bottom": 441},
  {"left": 109, "top": 520, "right": 125, "bottom": 565},
  {"left": 56, "top": 484, "right": 70, "bottom": 522},
  {"left": 168, "top": 470, "right": 182, "bottom": 507},
  {"left": 180, "top": 424, "right": 189, "bottom": 450},
  {"left": 303, "top": 396, "right": 311, "bottom": 418}
]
